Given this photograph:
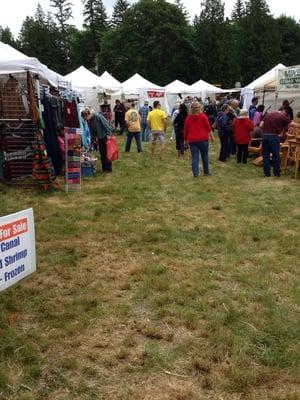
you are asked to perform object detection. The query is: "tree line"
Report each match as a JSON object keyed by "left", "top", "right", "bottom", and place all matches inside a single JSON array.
[{"left": 1, "top": 0, "right": 300, "bottom": 88}]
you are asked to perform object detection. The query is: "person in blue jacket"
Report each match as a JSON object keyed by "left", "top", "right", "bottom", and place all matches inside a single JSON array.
[{"left": 217, "top": 104, "right": 233, "bottom": 162}]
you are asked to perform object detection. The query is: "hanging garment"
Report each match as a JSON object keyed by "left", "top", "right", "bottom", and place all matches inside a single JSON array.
[
  {"left": 64, "top": 100, "right": 80, "bottom": 128},
  {"left": 27, "top": 72, "right": 39, "bottom": 124},
  {"left": 1, "top": 75, "right": 28, "bottom": 120},
  {"left": 32, "top": 131, "right": 52, "bottom": 189},
  {"left": 42, "top": 97, "right": 64, "bottom": 175}
]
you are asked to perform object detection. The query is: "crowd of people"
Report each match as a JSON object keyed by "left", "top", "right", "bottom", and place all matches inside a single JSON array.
[{"left": 81, "top": 95, "right": 300, "bottom": 179}]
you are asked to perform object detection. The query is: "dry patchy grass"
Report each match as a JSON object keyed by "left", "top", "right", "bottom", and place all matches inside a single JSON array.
[{"left": 0, "top": 133, "right": 299, "bottom": 400}]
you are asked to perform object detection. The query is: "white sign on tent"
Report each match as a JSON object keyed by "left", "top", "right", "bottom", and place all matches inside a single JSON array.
[{"left": 277, "top": 66, "right": 300, "bottom": 91}]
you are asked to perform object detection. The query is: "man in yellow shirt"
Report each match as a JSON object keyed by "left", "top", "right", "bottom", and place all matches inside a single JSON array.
[
  {"left": 125, "top": 103, "right": 142, "bottom": 153},
  {"left": 147, "top": 101, "right": 168, "bottom": 159}
]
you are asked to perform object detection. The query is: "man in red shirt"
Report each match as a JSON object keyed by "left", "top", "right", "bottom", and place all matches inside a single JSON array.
[{"left": 261, "top": 108, "right": 290, "bottom": 177}]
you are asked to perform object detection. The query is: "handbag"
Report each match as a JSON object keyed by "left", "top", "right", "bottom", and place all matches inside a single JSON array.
[{"left": 106, "top": 135, "right": 119, "bottom": 163}]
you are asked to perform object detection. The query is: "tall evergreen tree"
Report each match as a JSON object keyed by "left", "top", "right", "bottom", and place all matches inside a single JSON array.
[
  {"left": 276, "top": 16, "right": 300, "bottom": 66},
  {"left": 111, "top": 0, "right": 130, "bottom": 27},
  {"left": 174, "top": 0, "right": 189, "bottom": 21},
  {"left": 18, "top": 4, "right": 63, "bottom": 73},
  {"left": 50, "top": 0, "right": 73, "bottom": 73},
  {"left": 98, "top": 0, "right": 198, "bottom": 84},
  {"left": 83, "top": 0, "right": 108, "bottom": 31},
  {"left": 50, "top": 0, "right": 73, "bottom": 33},
  {"left": 231, "top": 0, "right": 245, "bottom": 21},
  {"left": 239, "top": 0, "right": 281, "bottom": 83},
  {"left": 82, "top": 0, "right": 108, "bottom": 71},
  {"left": 0, "top": 27, "right": 15, "bottom": 46},
  {"left": 194, "top": 0, "right": 237, "bottom": 86}
]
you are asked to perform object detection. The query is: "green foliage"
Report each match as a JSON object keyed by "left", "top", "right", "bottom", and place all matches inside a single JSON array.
[
  {"left": 194, "top": 0, "right": 239, "bottom": 87},
  {"left": 111, "top": 0, "right": 131, "bottom": 27},
  {"left": 3, "top": 0, "right": 300, "bottom": 85},
  {"left": 18, "top": 8, "right": 64, "bottom": 73},
  {"left": 231, "top": 0, "right": 245, "bottom": 21},
  {"left": 82, "top": 0, "right": 108, "bottom": 72},
  {"left": 276, "top": 15, "right": 300, "bottom": 66},
  {"left": 238, "top": 0, "right": 281, "bottom": 84},
  {"left": 98, "top": 0, "right": 198, "bottom": 84},
  {"left": 50, "top": 0, "right": 73, "bottom": 32},
  {"left": 0, "top": 26, "right": 16, "bottom": 46},
  {"left": 83, "top": 0, "right": 108, "bottom": 31}
]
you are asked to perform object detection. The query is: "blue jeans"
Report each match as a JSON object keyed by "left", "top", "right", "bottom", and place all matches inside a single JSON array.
[
  {"left": 141, "top": 122, "right": 150, "bottom": 142},
  {"left": 125, "top": 131, "right": 142, "bottom": 153},
  {"left": 262, "top": 134, "right": 280, "bottom": 176},
  {"left": 189, "top": 141, "right": 209, "bottom": 177}
]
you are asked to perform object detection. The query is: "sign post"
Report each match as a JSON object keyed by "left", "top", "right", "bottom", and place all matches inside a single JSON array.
[{"left": 0, "top": 209, "right": 36, "bottom": 292}]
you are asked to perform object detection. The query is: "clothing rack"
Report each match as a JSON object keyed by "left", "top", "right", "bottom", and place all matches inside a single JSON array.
[{"left": 0, "top": 74, "right": 37, "bottom": 186}]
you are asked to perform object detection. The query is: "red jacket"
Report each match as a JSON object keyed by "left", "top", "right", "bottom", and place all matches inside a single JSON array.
[
  {"left": 184, "top": 113, "right": 211, "bottom": 143},
  {"left": 233, "top": 118, "right": 254, "bottom": 145}
]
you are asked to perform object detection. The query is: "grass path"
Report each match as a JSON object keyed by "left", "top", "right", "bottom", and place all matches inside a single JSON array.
[{"left": 0, "top": 134, "right": 299, "bottom": 400}]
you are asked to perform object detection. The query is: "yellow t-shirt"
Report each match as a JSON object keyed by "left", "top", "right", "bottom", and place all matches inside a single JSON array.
[
  {"left": 125, "top": 109, "right": 141, "bottom": 132},
  {"left": 147, "top": 109, "right": 167, "bottom": 132}
]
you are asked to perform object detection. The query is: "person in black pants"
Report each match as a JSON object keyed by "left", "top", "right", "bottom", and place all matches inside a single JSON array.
[
  {"left": 81, "top": 107, "right": 113, "bottom": 173},
  {"left": 173, "top": 103, "right": 188, "bottom": 159},
  {"left": 114, "top": 100, "right": 126, "bottom": 135},
  {"left": 233, "top": 109, "right": 254, "bottom": 164},
  {"left": 217, "top": 104, "right": 232, "bottom": 162}
]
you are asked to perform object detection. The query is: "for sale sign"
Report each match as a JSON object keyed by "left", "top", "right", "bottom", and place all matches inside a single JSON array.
[{"left": 0, "top": 209, "right": 36, "bottom": 292}]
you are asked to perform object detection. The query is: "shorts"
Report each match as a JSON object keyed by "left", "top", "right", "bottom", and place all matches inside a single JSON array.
[{"left": 151, "top": 131, "right": 165, "bottom": 144}]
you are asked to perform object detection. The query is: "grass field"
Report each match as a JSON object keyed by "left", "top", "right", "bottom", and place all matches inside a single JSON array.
[{"left": 0, "top": 132, "right": 300, "bottom": 400}]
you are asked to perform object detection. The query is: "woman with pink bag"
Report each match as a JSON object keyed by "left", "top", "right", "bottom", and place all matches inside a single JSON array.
[{"left": 81, "top": 107, "right": 114, "bottom": 173}]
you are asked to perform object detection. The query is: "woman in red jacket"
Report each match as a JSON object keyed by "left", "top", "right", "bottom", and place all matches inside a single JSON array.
[
  {"left": 184, "top": 102, "right": 215, "bottom": 177},
  {"left": 233, "top": 109, "right": 254, "bottom": 164}
]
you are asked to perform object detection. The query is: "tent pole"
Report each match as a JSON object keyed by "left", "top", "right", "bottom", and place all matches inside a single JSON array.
[{"left": 262, "top": 90, "right": 266, "bottom": 106}]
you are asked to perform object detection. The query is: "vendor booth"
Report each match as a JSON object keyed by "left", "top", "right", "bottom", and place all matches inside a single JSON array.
[
  {"left": 122, "top": 73, "right": 168, "bottom": 113},
  {"left": 0, "top": 43, "right": 91, "bottom": 188},
  {"left": 64, "top": 66, "right": 104, "bottom": 111},
  {"left": 165, "top": 79, "right": 197, "bottom": 115},
  {"left": 190, "top": 79, "right": 225, "bottom": 100},
  {"left": 241, "top": 63, "right": 286, "bottom": 110}
]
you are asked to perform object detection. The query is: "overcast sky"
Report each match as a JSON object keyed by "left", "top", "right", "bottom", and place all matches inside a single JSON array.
[{"left": 1, "top": 0, "right": 299, "bottom": 36}]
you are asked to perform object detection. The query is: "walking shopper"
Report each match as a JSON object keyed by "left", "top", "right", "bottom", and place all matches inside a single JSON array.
[
  {"left": 249, "top": 97, "right": 259, "bottom": 120},
  {"left": 114, "top": 100, "right": 126, "bottom": 135},
  {"left": 184, "top": 102, "right": 215, "bottom": 178},
  {"left": 282, "top": 99, "right": 294, "bottom": 121},
  {"left": 173, "top": 103, "right": 188, "bottom": 159},
  {"left": 147, "top": 101, "right": 168, "bottom": 160},
  {"left": 261, "top": 107, "right": 290, "bottom": 177},
  {"left": 139, "top": 101, "right": 150, "bottom": 142},
  {"left": 217, "top": 104, "right": 232, "bottom": 162},
  {"left": 171, "top": 102, "right": 181, "bottom": 140},
  {"left": 125, "top": 103, "right": 142, "bottom": 153},
  {"left": 233, "top": 109, "right": 254, "bottom": 164},
  {"left": 81, "top": 107, "right": 113, "bottom": 173}
]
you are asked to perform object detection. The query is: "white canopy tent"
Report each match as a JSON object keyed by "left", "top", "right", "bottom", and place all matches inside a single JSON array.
[
  {"left": 165, "top": 79, "right": 198, "bottom": 115},
  {"left": 241, "top": 63, "right": 286, "bottom": 110},
  {"left": 98, "top": 71, "right": 122, "bottom": 93},
  {"left": 165, "top": 79, "right": 194, "bottom": 94},
  {"left": 0, "top": 41, "right": 61, "bottom": 87},
  {"left": 122, "top": 73, "right": 168, "bottom": 112},
  {"left": 64, "top": 66, "right": 105, "bottom": 110},
  {"left": 64, "top": 66, "right": 104, "bottom": 91},
  {"left": 190, "top": 79, "right": 225, "bottom": 100}
]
